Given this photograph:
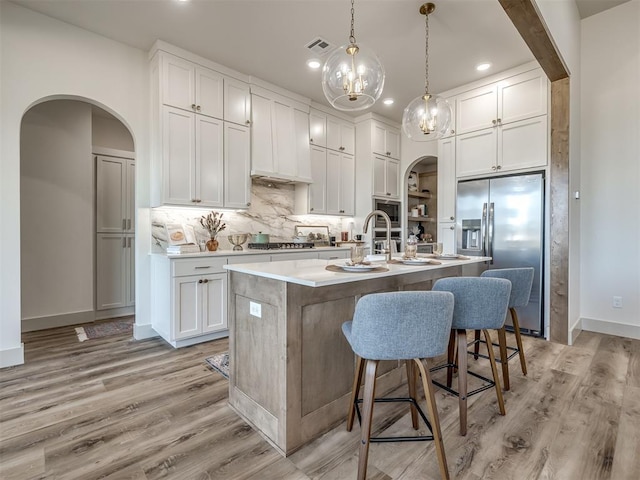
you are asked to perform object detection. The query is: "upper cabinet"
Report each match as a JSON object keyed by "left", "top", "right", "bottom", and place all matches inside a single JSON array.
[
  {"left": 372, "top": 121, "right": 400, "bottom": 159},
  {"left": 454, "top": 68, "right": 548, "bottom": 178},
  {"left": 309, "top": 110, "right": 327, "bottom": 148},
  {"left": 150, "top": 48, "right": 251, "bottom": 207},
  {"left": 96, "top": 154, "right": 135, "bottom": 234},
  {"left": 372, "top": 155, "right": 400, "bottom": 199},
  {"left": 250, "top": 86, "right": 312, "bottom": 183},
  {"left": 310, "top": 109, "right": 355, "bottom": 155}
]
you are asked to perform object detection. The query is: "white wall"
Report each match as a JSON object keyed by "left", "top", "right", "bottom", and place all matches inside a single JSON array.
[
  {"left": 533, "top": 0, "right": 582, "bottom": 342},
  {"left": 579, "top": 0, "right": 640, "bottom": 338},
  {"left": 92, "top": 112, "right": 135, "bottom": 151},
  {"left": 0, "top": 2, "right": 151, "bottom": 367},
  {"left": 21, "top": 101, "right": 94, "bottom": 321}
]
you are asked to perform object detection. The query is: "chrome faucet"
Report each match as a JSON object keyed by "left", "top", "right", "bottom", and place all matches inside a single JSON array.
[{"left": 363, "top": 210, "right": 392, "bottom": 262}]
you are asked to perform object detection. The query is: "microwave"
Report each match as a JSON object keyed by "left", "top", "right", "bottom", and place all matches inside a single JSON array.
[{"left": 373, "top": 198, "right": 401, "bottom": 229}]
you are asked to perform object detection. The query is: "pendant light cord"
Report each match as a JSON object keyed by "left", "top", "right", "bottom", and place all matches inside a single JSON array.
[
  {"left": 424, "top": 9, "right": 430, "bottom": 95},
  {"left": 349, "top": 0, "right": 356, "bottom": 44}
]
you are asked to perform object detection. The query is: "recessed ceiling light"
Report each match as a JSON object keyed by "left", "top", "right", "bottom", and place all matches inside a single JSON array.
[
  {"left": 307, "top": 59, "right": 321, "bottom": 69},
  {"left": 476, "top": 63, "right": 491, "bottom": 71},
  {"left": 383, "top": 98, "right": 394, "bottom": 105}
]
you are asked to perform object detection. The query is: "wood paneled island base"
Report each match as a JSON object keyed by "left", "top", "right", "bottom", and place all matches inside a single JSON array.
[{"left": 225, "top": 257, "right": 489, "bottom": 455}]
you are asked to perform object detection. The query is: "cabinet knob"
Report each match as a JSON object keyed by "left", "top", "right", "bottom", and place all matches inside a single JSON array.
[
  {"left": 496, "top": 165, "right": 502, "bottom": 170},
  {"left": 450, "top": 216, "right": 455, "bottom": 221},
  {"left": 198, "top": 279, "right": 203, "bottom": 284},
  {"left": 450, "top": 225, "right": 455, "bottom": 230},
  {"left": 340, "top": 146, "right": 344, "bottom": 151},
  {"left": 246, "top": 202, "right": 251, "bottom": 207},
  {"left": 491, "top": 166, "right": 497, "bottom": 171},
  {"left": 386, "top": 151, "right": 391, "bottom": 156},
  {"left": 497, "top": 118, "right": 502, "bottom": 124},
  {"left": 245, "top": 120, "right": 251, "bottom": 125},
  {"left": 386, "top": 192, "right": 391, "bottom": 196},
  {"left": 203, "top": 279, "right": 209, "bottom": 284},
  {"left": 310, "top": 138, "right": 314, "bottom": 143},
  {"left": 196, "top": 105, "right": 201, "bottom": 112},
  {"left": 492, "top": 119, "right": 497, "bottom": 126},
  {"left": 310, "top": 208, "right": 314, "bottom": 211},
  {"left": 191, "top": 104, "right": 197, "bottom": 110},
  {"left": 192, "top": 199, "right": 197, "bottom": 203},
  {"left": 451, "top": 129, "right": 455, "bottom": 135}
]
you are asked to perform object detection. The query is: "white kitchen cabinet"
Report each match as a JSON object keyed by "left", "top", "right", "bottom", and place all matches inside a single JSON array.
[
  {"left": 224, "top": 77, "right": 251, "bottom": 126},
  {"left": 162, "top": 106, "right": 224, "bottom": 206},
  {"left": 372, "top": 121, "right": 400, "bottom": 159},
  {"left": 372, "top": 155, "right": 400, "bottom": 199},
  {"left": 161, "top": 52, "right": 224, "bottom": 119},
  {"left": 309, "top": 110, "right": 327, "bottom": 147},
  {"left": 96, "top": 155, "right": 135, "bottom": 234},
  {"left": 307, "top": 145, "right": 327, "bottom": 213},
  {"left": 442, "top": 96, "right": 457, "bottom": 138},
  {"left": 437, "top": 136, "right": 456, "bottom": 224},
  {"left": 173, "top": 273, "right": 227, "bottom": 340},
  {"left": 326, "top": 150, "right": 355, "bottom": 216},
  {"left": 327, "top": 116, "right": 355, "bottom": 155},
  {"left": 456, "top": 115, "right": 547, "bottom": 177},
  {"left": 438, "top": 223, "right": 456, "bottom": 255},
  {"left": 224, "top": 122, "right": 251, "bottom": 209},
  {"left": 250, "top": 87, "right": 311, "bottom": 183},
  {"left": 96, "top": 233, "right": 134, "bottom": 311},
  {"left": 317, "top": 250, "right": 350, "bottom": 260}
]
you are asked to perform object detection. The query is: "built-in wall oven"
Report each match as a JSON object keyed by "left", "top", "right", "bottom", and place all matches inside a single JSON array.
[{"left": 373, "top": 198, "right": 401, "bottom": 229}]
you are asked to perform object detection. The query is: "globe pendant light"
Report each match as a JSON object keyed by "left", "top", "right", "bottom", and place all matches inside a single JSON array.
[
  {"left": 322, "top": 0, "right": 385, "bottom": 111},
  {"left": 402, "top": 3, "right": 452, "bottom": 140}
]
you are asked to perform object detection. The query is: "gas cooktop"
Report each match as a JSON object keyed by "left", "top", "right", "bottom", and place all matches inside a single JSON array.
[{"left": 248, "top": 242, "right": 315, "bottom": 250}]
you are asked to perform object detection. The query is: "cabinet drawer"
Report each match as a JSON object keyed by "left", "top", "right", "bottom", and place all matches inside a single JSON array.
[{"left": 172, "top": 257, "right": 227, "bottom": 277}]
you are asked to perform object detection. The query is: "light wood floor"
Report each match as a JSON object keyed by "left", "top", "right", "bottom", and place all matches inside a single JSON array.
[{"left": 1, "top": 324, "right": 639, "bottom": 480}]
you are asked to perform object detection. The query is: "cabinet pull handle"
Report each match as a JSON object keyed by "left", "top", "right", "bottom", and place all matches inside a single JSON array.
[
  {"left": 122, "top": 238, "right": 126, "bottom": 248},
  {"left": 195, "top": 266, "right": 211, "bottom": 269},
  {"left": 127, "top": 237, "right": 131, "bottom": 248},
  {"left": 203, "top": 279, "right": 209, "bottom": 283},
  {"left": 122, "top": 219, "right": 126, "bottom": 230},
  {"left": 198, "top": 279, "right": 203, "bottom": 284},
  {"left": 127, "top": 219, "right": 131, "bottom": 230},
  {"left": 191, "top": 104, "right": 197, "bottom": 110}
]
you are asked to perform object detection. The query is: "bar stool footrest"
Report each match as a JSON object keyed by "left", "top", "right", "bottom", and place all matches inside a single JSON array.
[
  {"left": 354, "top": 397, "right": 435, "bottom": 443},
  {"left": 468, "top": 339, "right": 520, "bottom": 363},
  {"left": 430, "top": 363, "right": 497, "bottom": 398}
]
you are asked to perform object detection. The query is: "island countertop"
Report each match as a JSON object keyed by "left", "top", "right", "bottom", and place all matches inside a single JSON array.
[{"left": 223, "top": 256, "right": 491, "bottom": 287}]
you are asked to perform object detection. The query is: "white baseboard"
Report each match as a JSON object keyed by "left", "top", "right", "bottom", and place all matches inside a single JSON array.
[
  {"left": 569, "top": 318, "right": 583, "bottom": 345},
  {"left": 22, "top": 311, "right": 95, "bottom": 332},
  {"left": 0, "top": 344, "right": 25, "bottom": 368},
  {"left": 95, "top": 307, "right": 134, "bottom": 321},
  {"left": 580, "top": 317, "right": 640, "bottom": 340},
  {"left": 133, "top": 323, "right": 158, "bottom": 340}
]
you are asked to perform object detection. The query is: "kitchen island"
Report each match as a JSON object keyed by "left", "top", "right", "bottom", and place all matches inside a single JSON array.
[{"left": 224, "top": 256, "right": 490, "bottom": 456}]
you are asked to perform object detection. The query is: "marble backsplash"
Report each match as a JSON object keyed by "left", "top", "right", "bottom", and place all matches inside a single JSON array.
[{"left": 152, "top": 180, "right": 353, "bottom": 251}]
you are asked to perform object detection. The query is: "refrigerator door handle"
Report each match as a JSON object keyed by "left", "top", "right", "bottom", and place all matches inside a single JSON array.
[
  {"left": 488, "top": 202, "right": 495, "bottom": 264},
  {"left": 481, "top": 202, "right": 488, "bottom": 256}
]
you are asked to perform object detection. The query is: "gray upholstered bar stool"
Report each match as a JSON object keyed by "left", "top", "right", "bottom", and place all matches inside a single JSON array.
[
  {"left": 477, "top": 267, "right": 535, "bottom": 391},
  {"left": 431, "top": 276, "right": 511, "bottom": 436},
  {"left": 342, "top": 291, "right": 455, "bottom": 480}
]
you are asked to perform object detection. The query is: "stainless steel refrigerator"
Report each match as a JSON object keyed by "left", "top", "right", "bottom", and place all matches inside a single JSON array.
[{"left": 457, "top": 173, "right": 544, "bottom": 335}]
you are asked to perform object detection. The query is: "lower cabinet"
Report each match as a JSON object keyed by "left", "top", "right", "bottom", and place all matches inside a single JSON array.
[
  {"left": 96, "top": 233, "right": 134, "bottom": 311},
  {"left": 173, "top": 273, "right": 227, "bottom": 340},
  {"left": 438, "top": 222, "right": 456, "bottom": 255}
]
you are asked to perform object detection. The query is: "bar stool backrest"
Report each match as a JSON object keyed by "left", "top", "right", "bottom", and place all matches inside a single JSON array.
[
  {"left": 481, "top": 268, "right": 534, "bottom": 308},
  {"left": 347, "top": 291, "right": 454, "bottom": 361},
  {"left": 432, "top": 277, "right": 511, "bottom": 330}
]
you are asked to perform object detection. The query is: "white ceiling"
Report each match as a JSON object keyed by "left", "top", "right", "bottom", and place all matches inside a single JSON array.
[
  {"left": 574, "top": 0, "right": 630, "bottom": 19},
  {"left": 9, "top": 0, "right": 622, "bottom": 123}
]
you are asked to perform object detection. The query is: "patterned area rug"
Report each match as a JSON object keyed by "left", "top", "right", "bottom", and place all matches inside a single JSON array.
[
  {"left": 75, "top": 318, "right": 134, "bottom": 342},
  {"left": 205, "top": 352, "right": 229, "bottom": 379}
]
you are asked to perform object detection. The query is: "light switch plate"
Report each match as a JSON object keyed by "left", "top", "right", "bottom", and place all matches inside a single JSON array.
[{"left": 250, "top": 301, "right": 262, "bottom": 318}]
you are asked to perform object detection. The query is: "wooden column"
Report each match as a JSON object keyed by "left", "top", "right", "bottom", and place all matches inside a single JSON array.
[{"left": 499, "top": 0, "right": 571, "bottom": 344}]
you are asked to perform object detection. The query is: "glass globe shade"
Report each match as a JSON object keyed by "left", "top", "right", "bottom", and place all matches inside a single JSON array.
[
  {"left": 402, "top": 93, "right": 452, "bottom": 140},
  {"left": 321, "top": 43, "right": 385, "bottom": 111}
]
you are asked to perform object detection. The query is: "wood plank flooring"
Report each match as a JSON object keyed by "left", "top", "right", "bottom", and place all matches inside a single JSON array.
[{"left": 1, "top": 324, "right": 639, "bottom": 479}]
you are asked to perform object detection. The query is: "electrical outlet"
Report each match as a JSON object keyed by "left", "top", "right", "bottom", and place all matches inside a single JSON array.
[
  {"left": 249, "top": 301, "right": 262, "bottom": 318},
  {"left": 613, "top": 296, "right": 623, "bottom": 309}
]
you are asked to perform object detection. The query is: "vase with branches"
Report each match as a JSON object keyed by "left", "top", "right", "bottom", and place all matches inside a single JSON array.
[{"left": 199, "top": 211, "right": 226, "bottom": 251}]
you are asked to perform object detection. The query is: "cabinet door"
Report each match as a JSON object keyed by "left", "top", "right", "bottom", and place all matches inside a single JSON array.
[
  {"left": 385, "top": 158, "right": 400, "bottom": 199},
  {"left": 161, "top": 54, "right": 195, "bottom": 111},
  {"left": 294, "top": 108, "right": 311, "bottom": 180},
  {"left": 195, "top": 66, "right": 223, "bottom": 119},
  {"left": 326, "top": 149, "right": 342, "bottom": 214},
  {"left": 224, "top": 122, "right": 251, "bottom": 209},
  {"left": 498, "top": 116, "right": 547, "bottom": 172},
  {"left": 163, "top": 106, "right": 195, "bottom": 205},
  {"left": 273, "top": 100, "right": 296, "bottom": 178},
  {"left": 125, "top": 160, "right": 135, "bottom": 233},
  {"left": 498, "top": 69, "right": 548, "bottom": 125},
  {"left": 125, "top": 235, "right": 135, "bottom": 307},
  {"left": 202, "top": 274, "right": 227, "bottom": 333},
  {"left": 96, "top": 234, "right": 127, "bottom": 310},
  {"left": 195, "top": 115, "right": 224, "bottom": 206},
  {"left": 96, "top": 156, "right": 126, "bottom": 233},
  {"left": 250, "top": 93, "right": 274, "bottom": 175},
  {"left": 372, "top": 156, "right": 387, "bottom": 197},
  {"left": 224, "top": 77, "right": 251, "bottom": 126},
  {"left": 309, "top": 110, "right": 327, "bottom": 147},
  {"left": 437, "top": 137, "right": 456, "bottom": 223},
  {"left": 442, "top": 96, "right": 457, "bottom": 137},
  {"left": 385, "top": 129, "right": 400, "bottom": 159},
  {"left": 456, "top": 84, "right": 497, "bottom": 135},
  {"left": 340, "top": 123, "right": 355, "bottom": 155},
  {"left": 438, "top": 223, "right": 456, "bottom": 255},
  {"left": 308, "top": 146, "right": 327, "bottom": 213},
  {"left": 326, "top": 116, "right": 342, "bottom": 152},
  {"left": 173, "top": 276, "right": 201, "bottom": 340},
  {"left": 340, "top": 153, "right": 355, "bottom": 216},
  {"left": 455, "top": 128, "right": 497, "bottom": 178},
  {"left": 372, "top": 122, "right": 386, "bottom": 156}
]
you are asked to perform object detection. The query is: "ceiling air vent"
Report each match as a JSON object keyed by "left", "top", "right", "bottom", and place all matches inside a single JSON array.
[{"left": 305, "top": 37, "right": 334, "bottom": 56}]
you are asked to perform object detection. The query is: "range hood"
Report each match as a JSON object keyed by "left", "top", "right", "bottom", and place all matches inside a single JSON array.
[{"left": 250, "top": 171, "right": 313, "bottom": 184}]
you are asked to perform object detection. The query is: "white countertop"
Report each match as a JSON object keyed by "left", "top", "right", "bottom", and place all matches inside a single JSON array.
[
  {"left": 151, "top": 246, "right": 354, "bottom": 259},
  {"left": 224, "top": 256, "right": 491, "bottom": 287}
]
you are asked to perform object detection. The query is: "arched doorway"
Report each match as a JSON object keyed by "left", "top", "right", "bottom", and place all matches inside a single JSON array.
[
  {"left": 20, "top": 99, "right": 135, "bottom": 333},
  {"left": 404, "top": 155, "right": 438, "bottom": 252}
]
